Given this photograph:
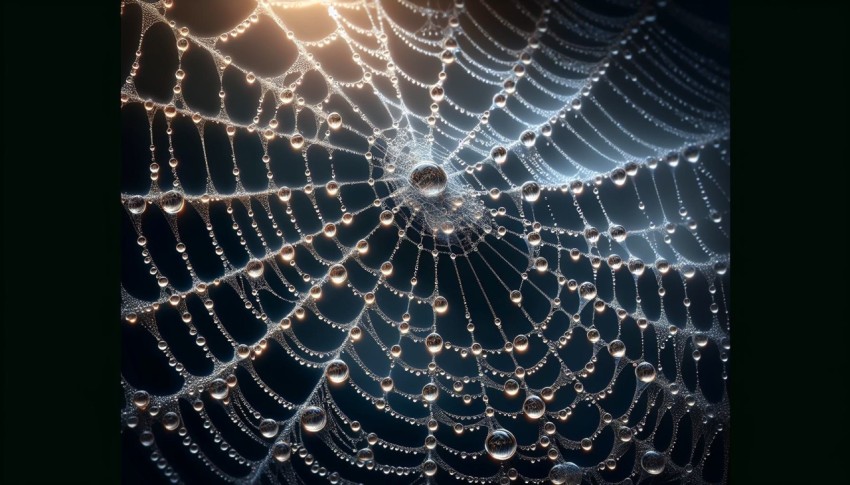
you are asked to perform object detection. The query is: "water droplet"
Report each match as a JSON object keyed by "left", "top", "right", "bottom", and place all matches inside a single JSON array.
[
  {"left": 426, "top": 333, "right": 444, "bottom": 353},
  {"left": 422, "top": 383, "right": 439, "bottom": 402},
  {"left": 325, "top": 359, "right": 349, "bottom": 384},
  {"left": 280, "top": 89, "right": 295, "bottom": 104},
  {"left": 133, "top": 390, "right": 150, "bottom": 409},
  {"left": 684, "top": 146, "right": 700, "bottom": 163},
  {"left": 301, "top": 406, "right": 327, "bottom": 432},
  {"left": 273, "top": 442, "right": 291, "bottom": 462},
  {"left": 161, "top": 191, "right": 185, "bottom": 214},
  {"left": 549, "top": 462, "right": 582, "bottom": 485},
  {"left": 357, "top": 448, "right": 374, "bottom": 462},
  {"left": 513, "top": 335, "right": 529, "bottom": 352},
  {"left": 579, "top": 282, "right": 597, "bottom": 300},
  {"left": 608, "top": 340, "right": 626, "bottom": 357},
  {"left": 277, "top": 187, "right": 292, "bottom": 202},
  {"left": 127, "top": 196, "right": 146, "bottom": 214},
  {"left": 162, "top": 412, "right": 180, "bottom": 431},
  {"left": 327, "top": 112, "right": 342, "bottom": 130},
  {"left": 491, "top": 146, "right": 508, "bottom": 164},
  {"left": 209, "top": 379, "right": 229, "bottom": 400},
  {"left": 609, "top": 225, "right": 627, "bottom": 243},
  {"left": 610, "top": 168, "right": 627, "bottom": 186},
  {"left": 430, "top": 85, "right": 445, "bottom": 101},
  {"left": 635, "top": 362, "right": 656, "bottom": 383},
  {"left": 259, "top": 419, "right": 279, "bottom": 438},
  {"left": 521, "top": 181, "right": 541, "bottom": 202},
  {"left": 641, "top": 450, "right": 666, "bottom": 475},
  {"left": 422, "top": 459, "right": 438, "bottom": 476},
  {"left": 433, "top": 296, "right": 448, "bottom": 314},
  {"left": 329, "top": 264, "right": 347, "bottom": 285},
  {"left": 523, "top": 395, "right": 546, "bottom": 419},
  {"left": 485, "top": 429, "right": 517, "bottom": 460},
  {"left": 409, "top": 162, "right": 447, "bottom": 196},
  {"left": 246, "top": 260, "right": 264, "bottom": 278}
]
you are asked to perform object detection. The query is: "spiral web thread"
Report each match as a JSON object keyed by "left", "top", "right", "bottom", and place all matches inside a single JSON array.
[{"left": 120, "top": 0, "right": 730, "bottom": 483}]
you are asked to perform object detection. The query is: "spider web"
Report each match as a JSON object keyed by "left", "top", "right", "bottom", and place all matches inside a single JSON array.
[{"left": 120, "top": 0, "right": 730, "bottom": 483}]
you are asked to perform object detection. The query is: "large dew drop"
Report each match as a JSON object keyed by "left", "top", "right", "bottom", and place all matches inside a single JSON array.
[
  {"left": 133, "top": 390, "right": 150, "bottom": 409},
  {"left": 277, "top": 187, "right": 292, "bottom": 202},
  {"left": 301, "top": 406, "right": 327, "bottom": 432},
  {"left": 259, "top": 418, "right": 279, "bottom": 438},
  {"left": 161, "top": 191, "right": 184, "bottom": 214},
  {"left": 162, "top": 412, "right": 180, "bottom": 431},
  {"left": 485, "top": 429, "right": 517, "bottom": 460},
  {"left": 409, "top": 162, "right": 448, "bottom": 196},
  {"left": 422, "top": 383, "right": 439, "bottom": 402},
  {"left": 523, "top": 395, "right": 546, "bottom": 419},
  {"left": 491, "top": 146, "right": 508, "bottom": 164},
  {"left": 209, "top": 379, "right": 229, "bottom": 400},
  {"left": 430, "top": 85, "right": 445, "bottom": 102},
  {"left": 521, "top": 181, "right": 541, "bottom": 202},
  {"left": 433, "top": 296, "right": 448, "bottom": 314},
  {"left": 608, "top": 340, "right": 626, "bottom": 357},
  {"left": 329, "top": 264, "right": 348, "bottom": 285},
  {"left": 425, "top": 333, "right": 443, "bottom": 353},
  {"left": 246, "top": 260, "right": 264, "bottom": 278},
  {"left": 610, "top": 168, "right": 627, "bottom": 186},
  {"left": 549, "top": 462, "right": 582, "bottom": 485},
  {"left": 636, "top": 362, "right": 657, "bottom": 383},
  {"left": 641, "top": 450, "right": 666, "bottom": 475},
  {"left": 422, "top": 459, "right": 438, "bottom": 476},
  {"left": 610, "top": 225, "right": 627, "bottom": 243},
  {"left": 520, "top": 130, "right": 536, "bottom": 147},
  {"left": 579, "top": 282, "right": 597, "bottom": 300},
  {"left": 127, "top": 196, "right": 146, "bottom": 215},
  {"left": 325, "top": 359, "right": 349, "bottom": 384},
  {"left": 684, "top": 146, "right": 700, "bottom": 163},
  {"left": 272, "top": 442, "right": 291, "bottom": 462},
  {"left": 327, "top": 112, "right": 342, "bottom": 130},
  {"left": 357, "top": 448, "right": 374, "bottom": 462}
]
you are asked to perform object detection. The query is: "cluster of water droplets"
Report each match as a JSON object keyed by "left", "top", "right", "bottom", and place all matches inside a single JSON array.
[{"left": 121, "top": 0, "right": 729, "bottom": 483}]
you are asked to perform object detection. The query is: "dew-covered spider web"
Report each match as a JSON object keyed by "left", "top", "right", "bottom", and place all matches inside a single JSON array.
[{"left": 120, "top": 0, "right": 730, "bottom": 483}]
